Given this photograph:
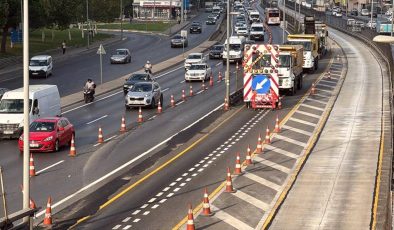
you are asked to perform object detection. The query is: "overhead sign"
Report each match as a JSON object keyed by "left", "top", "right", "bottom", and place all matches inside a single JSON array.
[
  {"left": 252, "top": 75, "right": 270, "bottom": 94},
  {"left": 97, "top": 44, "right": 106, "bottom": 55}
]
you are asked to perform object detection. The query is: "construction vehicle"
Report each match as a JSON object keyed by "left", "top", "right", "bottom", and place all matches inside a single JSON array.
[
  {"left": 243, "top": 44, "right": 280, "bottom": 109},
  {"left": 286, "top": 34, "right": 319, "bottom": 72},
  {"left": 278, "top": 45, "right": 304, "bottom": 95},
  {"left": 315, "top": 21, "right": 328, "bottom": 57}
]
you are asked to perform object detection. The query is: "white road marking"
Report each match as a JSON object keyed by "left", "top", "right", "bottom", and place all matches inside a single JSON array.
[
  {"left": 180, "top": 80, "right": 186, "bottom": 83},
  {"left": 194, "top": 164, "right": 200, "bottom": 167},
  {"left": 192, "top": 173, "right": 198, "bottom": 176},
  {"left": 154, "top": 66, "right": 184, "bottom": 80},
  {"left": 36, "top": 160, "right": 64, "bottom": 175},
  {"left": 198, "top": 168, "right": 204, "bottom": 172},
  {"left": 253, "top": 156, "right": 292, "bottom": 174},
  {"left": 215, "top": 62, "right": 221, "bottom": 66},
  {"left": 300, "top": 103, "right": 325, "bottom": 111},
  {"left": 182, "top": 173, "right": 188, "bottom": 176},
  {"left": 63, "top": 91, "right": 123, "bottom": 114},
  {"left": 106, "top": 135, "right": 117, "bottom": 142},
  {"left": 159, "top": 199, "right": 167, "bottom": 203},
  {"left": 295, "top": 110, "right": 321, "bottom": 119},
  {"left": 305, "top": 97, "right": 328, "bottom": 104},
  {"left": 122, "top": 217, "right": 131, "bottom": 222},
  {"left": 289, "top": 117, "right": 316, "bottom": 126},
  {"left": 314, "top": 88, "right": 333, "bottom": 93},
  {"left": 133, "top": 219, "right": 141, "bottom": 223},
  {"left": 156, "top": 192, "right": 163, "bottom": 197},
  {"left": 282, "top": 125, "right": 313, "bottom": 136},
  {"left": 142, "top": 211, "right": 150, "bottom": 215},
  {"left": 169, "top": 182, "right": 177, "bottom": 186},
  {"left": 180, "top": 183, "right": 186, "bottom": 187},
  {"left": 167, "top": 193, "right": 174, "bottom": 197},
  {"left": 123, "top": 225, "right": 132, "bottom": 230},
  {"left": 176, "top": 101, "right": 185, "bottom": 106},
  {"left": 275, "top": 134, "right": 307, "bottom": 147},
  {"left": 314, "top": 93, "right": 331, "bottom": 98},
  {"left": 132, "top": 210, "right": 141, "bottom": 215},
  {"left": 176, "top": 177, "right": 182, "bottom": 181},
  {"left": 151, "top": 204, "right": 159, "bottom": 209},
  {"left": 244, "top": 173, "right": 282, "bottom": 191},
  {"left": 148, "top": 198, "right": 156, "bottom": 203},
  {"left": 210, "top": 205, "right": 254, "bottom": 230},
  {"left": 86, "top": 115, "right": 108, "bottom": 125},
  {"left": 233, "top": 190, "right": 270, "bottom": 211},
  {"left": 189, "top": 168, "right": 195, "bottom": 171},
  {"left": 140, "top": 204, "right": 148, "bottom": 209},
  {"left": 113, "top": 225, "right": 121, "bottom": 229},
  {"left": 163, "top": 187, "right": 170, "bottom": 191},
  {"left": 162, "top": 88, "right": 170, "bottom": 92},
  {"left": 173, "top": 187, "right": 181, "bottom": 192},
  {"left": 264, "top": 145, "right": 299, "bottom": 159}
]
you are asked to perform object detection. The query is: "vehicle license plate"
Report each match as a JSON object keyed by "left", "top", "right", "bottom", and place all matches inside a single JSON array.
[{"left": 4, "top": 130, "right": 14, "bottom": 134}]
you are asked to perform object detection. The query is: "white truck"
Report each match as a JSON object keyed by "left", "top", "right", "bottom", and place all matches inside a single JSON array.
[
  {"left": 286, "top": 34, "right": 319, "bottom": 72},
  {"left": 249, "top": 23, "right": 265, "bottom": 41},
  {"left": 222, "top": 36, "right": 245, "bottom": 64},
  {"left": 278, "top": 45, "right": 304, "bottom": 95}
]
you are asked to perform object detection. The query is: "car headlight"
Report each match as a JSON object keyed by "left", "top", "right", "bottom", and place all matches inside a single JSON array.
[
  {"left": 44, "top": 136, "right": 53, "bottom": 141},
  {"left": 145, "top": 93, "right": 151, "bottom": 97}
]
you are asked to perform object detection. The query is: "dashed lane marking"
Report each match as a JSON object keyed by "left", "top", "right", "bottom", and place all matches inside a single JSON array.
[
  {"left": 281, "top": 125, "right": 313, "bottom": 136},
  {"left": 36, "top": 160, "right": 64, "bottom": 175},
  {"left": 318, "top": 83, "right": 336, "bottom": 88},
  {"left": 244, "top": 173, "right": 282, "bottom": 191},
  {"left": 211, "top": 205, "right": 254, "bottom": 230},
  {"left": 275, "top": 134, "right": 307, "bottom": 148},
  {"left": 305, "top": 97, "right": 328, "bottom": 104},
  {"left": 313, "top": 93, "right": 331, "bottom": 98},
  {"left": 133, "top": 219, "right": 140, "bottom": 223},
  {"left": 86, "top": 115, "right": 108, "bottom": 125},
  {"left": 179, "top": 80, "right": 185, "bottom": 83},
  {"left": 253, "top": 156, "right": 292, "bottom": 174},
  {"left": 295, "top": 110, "right": 321, "bottom": 119},
  {"left": 162, "top": 88, "right": 170, "bottom": 92},
  {"left": 300, "top": 103, "right": 325, "bottom": 111},
  {"left": 122, "top": 217, "right": 131, "bottom": 222},
  {"left": 232, "top": 190, "right": 271, "bottom": 211},
  {"left": 113, "top": 225, "right": 121, "bottom": 229},
  {"left": 289, "top": 117, "right": 316, "bottom": 127},
  {"left": 132, "top": 210, "right": 140, "bottom": 215},
  {"left": 319, "top": 79, "right": 338, "bottom": 84},
  {"left": 123, "top": 225, "right": 132, "bottom": 230},
  {"left": 314, "top": 88, "right": 333, "bottom": 94}
]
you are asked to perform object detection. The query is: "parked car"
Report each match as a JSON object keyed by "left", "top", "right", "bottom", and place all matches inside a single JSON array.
[
  {"left": 110, "top": 48, "right": 131, "bottom": 64},
  {"left": 171, "top": 34, "right": 188, "bottom": 48},
  {"left": 184, "top": 53, "right": 205, "bottom": 70},
  {"left": 0, "top": 88, "right": 9, "bottom": 100},
  {"left": 29, "top": 55, "right": 53, "bottom": 78},
  {"left": 18, "top": 117, "right": 75, "bottom": 153},
  {"left": 360, "top": 8, "right": 370, "bottom": 16},
  {"left": 190, "top": 21, "right": 202, "bottom": 33},
  {"left": 185, "top": 63, "right": 212, "bottom": 82},
  {"left": 125, "top": 82, "right": 163, "bottom": 109},
  {"left": 209, "top": 45, "right": 224, "bottom": 59},
  {"left": 123, "top": 72, "right": 154, "bottom": 94},
  {"left": 350, "top": 9, "right": 358, "bottom": 16}
]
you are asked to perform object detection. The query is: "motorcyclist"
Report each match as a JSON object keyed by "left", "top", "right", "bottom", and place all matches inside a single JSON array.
[
  {"left": 84, "top": 78, "right": 96, "bottom": 93},
  {"left": 144, "top": 61, "right": 152, "bottom": 74}
]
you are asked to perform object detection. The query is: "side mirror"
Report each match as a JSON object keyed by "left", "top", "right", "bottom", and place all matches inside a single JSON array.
[
  {"left": 58, "top": 126, "right": 64, "bottom": 131},
  {"left": 33, "top": 107, "right": 39, "bottom": 115}
]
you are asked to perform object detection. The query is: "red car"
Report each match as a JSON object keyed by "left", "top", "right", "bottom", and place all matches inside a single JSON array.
[{"left": 18, "top": 117, "right": 75, "bottom": 153}]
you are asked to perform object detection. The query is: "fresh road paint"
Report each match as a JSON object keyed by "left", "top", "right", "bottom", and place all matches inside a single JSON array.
[
  {"left": 86, "top": 115, "right": 108, "bottom": 125},
  {"left": 162, "top": 88, "right": 170, "bottom": 93},
  {"left": 36, "top": 160, "right": 65, "bottom": 175}
]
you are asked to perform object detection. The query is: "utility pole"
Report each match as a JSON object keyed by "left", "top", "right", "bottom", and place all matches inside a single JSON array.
[
  {"left": 283, "top": 0, "right": 286, "bottom": 44},
  {"left": 120, "top": 0, "right": 123, "bottom": 40},
  {"left": 225, "top": 0, "right": 230, "bottom": 104},
  {"left": 370, "top": 0, "right": 373, "bottom": 27},
  {"left": 87, "top": 0, "right": 90, "bottom": 49},
  {"left": 181, "top": 0, "right": 184, "bottom": 23},
  {"left": 391, "top": 8, "right": 393, "bottom": 36},
  {"left": 22, "top": 0, "right": 30, "bottom": 226}
]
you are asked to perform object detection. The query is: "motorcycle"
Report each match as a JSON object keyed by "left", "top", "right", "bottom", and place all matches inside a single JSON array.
[{"left": 83, "top": 88, "right": 95, "bottom": 103}]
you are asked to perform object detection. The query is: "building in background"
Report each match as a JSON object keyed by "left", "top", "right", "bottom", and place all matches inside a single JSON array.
[{"left": 132, "top": 0, "right": 191, "bottom": 20}]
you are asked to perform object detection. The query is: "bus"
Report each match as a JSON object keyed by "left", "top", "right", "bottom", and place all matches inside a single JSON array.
[{"left": 265, "top": 8, "right": 280, "bottom": 25}]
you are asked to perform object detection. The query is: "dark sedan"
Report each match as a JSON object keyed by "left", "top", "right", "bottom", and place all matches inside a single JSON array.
[
  {"left": 190, "top": 22, "right": 202, "bottom": 33},
  {"left": 123, "top": 72, "right": 154, "bottom": 94},
  {"left": 209, "top": 45, "right": 224, "bottom": 59}
]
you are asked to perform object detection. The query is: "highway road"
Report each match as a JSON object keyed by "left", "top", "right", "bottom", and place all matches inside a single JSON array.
[{"left": 70, "top": 3, "right": 337, "bottom": 230}]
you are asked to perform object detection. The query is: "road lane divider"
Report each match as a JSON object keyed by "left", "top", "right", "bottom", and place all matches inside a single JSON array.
[
  {"left": 36, "top": 160, "right": 65, "bottom": 175},
  {"left": 86, "top": 115, "right": 108, "bottom": 125}
]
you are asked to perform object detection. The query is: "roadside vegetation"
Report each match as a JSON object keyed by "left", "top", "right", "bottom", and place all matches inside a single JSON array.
[{"left": 97, "top": 21, "right": 176, "bottom": 32}]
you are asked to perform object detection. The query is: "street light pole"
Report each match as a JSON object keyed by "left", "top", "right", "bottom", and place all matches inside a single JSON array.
[
  {"left": 181, "top": 0, "right": 184, "bottom": 23},
  {"left": 86, "top": 0, "right": 90, "bottom": 49},
  {"left": 370, "top": 0, "right": 373, "bottom": 27},
  {"left": 391, "top": 8, "right": 393, "bottom": 36},
  {"left": 22, "top": 0, "right": 30, "bottom": 225},
  {"left": 225, "top": 0, "right": 230, "bottom": 104},
  {"left": 283, "top": 0, "right": 286, "bottom": 44},
  {"left": 120, "top": 0, "right": 123, "bottom": 40}
]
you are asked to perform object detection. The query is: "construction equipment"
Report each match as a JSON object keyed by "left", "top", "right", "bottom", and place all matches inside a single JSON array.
[
  {"left": 278, "top": 45, "right": 304, "bottom": 95},
  {"left": 315, "top": 21, "right": 328, "bottom": 57},
  {"left": 286, "top": 34, "right": 319, "bottom": 73}
]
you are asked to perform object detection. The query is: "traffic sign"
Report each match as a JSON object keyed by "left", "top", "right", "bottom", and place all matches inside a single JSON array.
[
  {"left": 180, "top": 30, "right": 187, "bottom": 38},
  {"left": 97, "top": 44, "right": 106, "bottom": 55},
  {"left": 252, "top": 75, "right": 270, "bottom": 94}
]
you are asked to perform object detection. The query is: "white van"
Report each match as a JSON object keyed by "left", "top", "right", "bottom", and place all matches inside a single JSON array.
[
  {"left": 0, "top": 85, "right": 61, "bottom": 138},
  {"left": 29, "top": 55, "right": 53, "bottom": 78},
  {"left": 249, "top": 23, "right": 265, "bottom": 41},
  {"left": 222, "top": 36, "right": 245, "bottom": 64}
]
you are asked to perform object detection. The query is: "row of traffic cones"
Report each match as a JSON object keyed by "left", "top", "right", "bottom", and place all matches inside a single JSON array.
[{"left": 20, "top": 184, "right": 52, "bottom": 226}]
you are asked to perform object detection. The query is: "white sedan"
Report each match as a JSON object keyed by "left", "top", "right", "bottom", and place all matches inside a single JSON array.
[{"left": 185, "top": 63, "right": 212, "bottom": 82}]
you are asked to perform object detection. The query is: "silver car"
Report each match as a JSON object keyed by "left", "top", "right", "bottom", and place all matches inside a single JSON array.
[
  {"left": 110, "top": 48, "right": 131, "bottom": 64},
  {"left": 125, "top": 82, "right": 163, "bottom": 109}
]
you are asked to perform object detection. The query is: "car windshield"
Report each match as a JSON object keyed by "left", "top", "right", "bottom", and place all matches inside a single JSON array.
[
  {"left": 129, "top": 74, "right": 149, "bottom": 81},
  {"left": 251, "top": 14, "right": 259, "bottom": 19},
  {"left": 229, "top": 44, "right": 241, "bottom": 50},
  {"left": 188, "top": 55, "right": 202, "bottom": 59},
  {"left": 173, "top": 35, "right": 183, "bottom": 39},
  {"left": 192, "top": 22, "right": 200, "bottom": 26},
  {"left": 29, "top": 121, "right": 55, "bottom": 132},
  {"left": 29, "top": 60, "right": 48, "bottom": 66},
  {"left": 212, "top": 46, "right": 223, "bottom": 50},
  {"left": 189, "top": 65, "right": 206, "bottom": 70},
  {"left": 0, "top": 99, "right": 32, "bottom": 113},
  {"left": 131, "top": 84, "right": 152, "bottom": 92},
  {"left": 268, "top": 12, "right": 280, "bottom": 17},
  {"left": 278, "top": 55, "right": 291, "bottom": 67},
  {"left": 287, "top": 41, "right": 312, "bottom": 51},
  {"left": 251, "top": 26, "right": 264, "bottom": 31},
  {"left": 116, "top": 50, "right": 127, "bottom": 55}
]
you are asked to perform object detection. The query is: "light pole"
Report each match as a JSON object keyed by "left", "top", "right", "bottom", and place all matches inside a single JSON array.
[
  {"left": 86, "top": 0, "right": 90, "bottom": 49},
  {"left": 370, "top": 0, "right": 373, "bottom": 26},
  {"left": 181, "top": 0, "right": 184, "bottom": 23},
  {"left": 120, "top": 0, "right": 123, "bottom": 40},
  {"left": 283, "top": 0, "right": 286, "bottom": 44},
  {"left": 22, "top": 0, "right": 30, "bottom": 226},
  {"left": 391, "top": 8, "right": 393, "bottom": 36},
  {"left": 225, "top": 0, "right": 230, "bottom": 104}
]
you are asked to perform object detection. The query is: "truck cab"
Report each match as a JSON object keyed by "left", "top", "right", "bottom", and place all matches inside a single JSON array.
[
  {"left": 278, "top": 45, "right": 304, "bottom": 95},
  {"left": 286, "top": 34, "right": 319, "bottom": 72}
]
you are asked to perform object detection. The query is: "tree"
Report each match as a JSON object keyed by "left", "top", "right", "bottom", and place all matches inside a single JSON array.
[{"left": 0, "top": 0, "right": 18, "bottom": 53}]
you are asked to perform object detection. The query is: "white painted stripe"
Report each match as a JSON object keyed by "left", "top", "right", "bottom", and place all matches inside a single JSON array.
[
  {"left": 86, "top": 115, "right": 108, "bottom": 125},
  {"left": 123, "top": 225, "right": 132, "bottom": 229},
  {"left": 264, "top": 144, "right": 299, "bottom": 159},
  {"left": 282, "top": 125, "right": 313, "bottom": 136},
  {"left": 295, "top": 110, "right": 321, "bottom": 119},
  {"left": 36, "top": 160, "right": 64, "bottom": 175},
  {"left": 170, "top": 182, "right": 177, "bottom": 186},
  {"left": 314, "top": 88, "right": 333, "bottom": 93},
  {"left": 148, "top": 198, "right": 156, "bottom": 203},
  {"left": 186, "top": 178, "right": 192, "bottom": 181},
  {"left": 176, "top": 101, "right": 185, "bottom": 106},
  {"left": 300, "top": 103, "right": 325, "bottom": 111},
  {"left": 151, "top": 204, "right": 159, "bottom": 209},
  {"left": 314, "top": 93, "right": 331, "bottom": 98},
  {"left": 163, "top": 187, "right": 170, "bottom": 191},
  {"left": 233, "top": 190, "right": 270, "bottom": 211},
  {"left": 275, "top": 134, "right": 307, "bottom": 147},
  {"left": 289, "top": 117, "right": 316, "bottom": 127},
  {"left": 253, "top": 156, "right": 291, "bottom": 174},
  {"left": 122, "top": 217, "right": 131, "bottom": 222},
  {"left": 176, "top": 177, "right": 182, "bottom": 181},
  {"left": 180, "top": 183, "right": 186, "bottom": 187},
  {"left": 180, "top": 80, "right": 185, "bottom": 83},
  {"left": 63, "top": 91, "right": 123, "bottom": 114},
  {"left": 140, "top": 204, "right": 148, "bottom": 209},
  {"left": 112, "top": 225, "right": 121, "bottom": 229},
  {"left": 154, "top": 65, "right": 184, "bottom": 80},
  {"left": 173, "top": 187, "right": 181, "bottom": 192},
  {"left": 319, "top": 79, "right": 337, "bottom": 84},
  {"left": 317, "top": 83, "right": 336, "bottom": 89},
  {"left": 162, "top": 88, "right": 170, "bottom": 92},
  {"left": 167, "top": 193, "right": 174, "bottom": 197},
  {"left": 305, "top": 97, "right": 328, "bottom": 104},
  {"left": 244, "top": 173, "right": 282, "bottom": 191},
  {"left": 133, "top": 219, "right": 141, "bottom": 223},
  {"left": 132, "top": 210, "right": 140, "bottom": 215},
  {"left": 156, "top": 192, "right": 163, "bottom": 197},
  {"left": 142, "top": 211, "right": 150, "bottom": 215},
  {"left": 210, "top": 205, "right": 254, "bottom": 230},
  {"left": 159, "top": 199, "right": 167, "bottom": 203},
  {"left": 182, "top": 173, "right": 188, "bottom": 176},
  {"left": 106, "top": 135, "right": 117, "bottom": 142}
]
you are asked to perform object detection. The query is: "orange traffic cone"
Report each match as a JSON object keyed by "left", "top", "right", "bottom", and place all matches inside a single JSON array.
[
  {"left": 310, "top": 83, "right": 316, "bottom": 95},
  {"left": 278, "top": 99, "right": 282, "bottom": 109},
  {"left": 98, "top": 127, "right": 104, "bottom": 143},
  {"left": 225, "top": 167, "right": 235, "bottom": 193},
  {"left": 202, "top": 188, "right": 213, "bottom": 216},
  {"left": 157, "top": 100, "right": 162, "bottom": 114},
  {"left": 209, "top": 74, "right": 214, "bottom": 86},
  {"left": 245, "top": 145, "right": 252, "bottom": 165},
  {"left": 29, "top": 154, "right": 35, "bottom": 177},
  {"left": 138, "top": 107, "right": 143, "bottom": 123},
  {"left": 256, "top": 133, "right": 262, "bottom": 153},
  {"left": 201, "top": 81, "right": 206, "bottom": 91},
  {"left": 30, "top": 198, "right": 37, "bottom": 209},
  {"left": 189, "top": 85, "right": 193, "bottom": 96},
  {"left": 43, "top": 196, "right": 52, "bottom": 226},
  {"left": 274, "top": 115, "right": 281, "bottom": 133},
  {"left": 171, "top": 95, "right": 175, "bottom": 107},
  {"left": 120, "top": 116, "right": 126, "bottom": 133},
  {"left": 326, "top": 71, "right": 331, "bottom": 79},
  {"left": 69, "top": 135, "right": 76, "bottom": 157},
  {"left": 182, "top": 89, "right": 187, "bottom": 101},
  {"left": 186, "top": 204, "right": 195, "bottom": 230},
  {"left": 234, "top": 152, "right": 242, "bottom": 174},
  {"left": 218, "top": 71, "right": 222, "bottom": 82},
  {"left": 264, "top": 126, "right": 271, "bottom": 144},
  {"left": 224, "top": 98, "right": 229, "bottom": 111}
]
